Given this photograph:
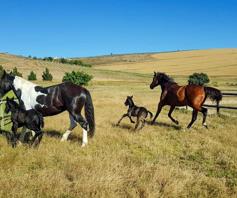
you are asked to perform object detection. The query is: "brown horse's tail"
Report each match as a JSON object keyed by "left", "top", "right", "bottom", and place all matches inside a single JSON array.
[
  {"left": 204, "top": 87, "right": 222, "bottom": 114},
  {"left": 85, "top": 90, "right": 95, "bottom": 137}
]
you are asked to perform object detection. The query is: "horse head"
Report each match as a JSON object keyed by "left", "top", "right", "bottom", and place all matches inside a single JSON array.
[
  {"left": 0, "top": 70, "right": 14, "bottom": 98},
  {"left": 124, "top": 95, "right": 133, "bottom": 106},
  {"left": 150, "top": 72, "right": 173, "bottom": 89},
  {"left": 5, "top": 97, "right": 16, "bottom": 114},
  {"left": 150, "top": 72, "right": 160, "bottom": 89}
]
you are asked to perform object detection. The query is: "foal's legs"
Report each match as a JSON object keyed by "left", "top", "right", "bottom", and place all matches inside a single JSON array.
[
  {"left": 11, "top": 122, "right": 18, "bottom": 147},
  {"left": 152, "top": 103, "right": 164, "bottom": 124},
  {"left": 139, "top": 119, "right": 146, "bottom": 130},
  {"left": 117, "top": 114, "right": 128, "bottom": 125},
  {"left": 168, "top": 106, "right": 179, "bottom": 125},
  {"left": 31, "top": 131, "right": 44, "bottom": 148},
  {"left": 61, "top": 114, "right": 77, "bottom": 142},
  {"left": 117, "top": 114, "right": 135, "bottom": 125},
  {"left": 134, "top": 117, "right": 140, "bottom": 130},
  {"left": 187, "top": 109, "right": 198, "bottom": 129}
]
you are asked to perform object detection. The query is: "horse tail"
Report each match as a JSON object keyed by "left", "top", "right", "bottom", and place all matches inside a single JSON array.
[
  {"left": 85, "top": 90, "right": 95, "bottom": 137},
  {"left": 148, "top": 110, "right": 153, "bottom": 119},
  {"left": 204, "top": 87, "right": 222, "bottom": 114}
]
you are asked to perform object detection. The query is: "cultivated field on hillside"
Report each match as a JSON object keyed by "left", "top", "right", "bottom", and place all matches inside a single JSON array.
[{"left": 0, "top": 49, "right": 237, "bottom": 197}]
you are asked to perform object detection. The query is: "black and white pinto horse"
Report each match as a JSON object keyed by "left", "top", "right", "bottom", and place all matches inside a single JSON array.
[{"left": 0, "top": 71, "right": 95, "bottom": 147}]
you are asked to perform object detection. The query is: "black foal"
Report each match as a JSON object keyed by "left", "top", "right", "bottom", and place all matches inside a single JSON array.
[
  {"left": 117, "top": 96, "right": 153, "bottom": 130},
  {"left": 5, "top": 97, "right": 44, "bottom": 147}
]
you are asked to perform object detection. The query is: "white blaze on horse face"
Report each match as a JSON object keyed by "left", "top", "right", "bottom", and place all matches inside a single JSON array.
[
  {"left": 61, "top": 130, "right": 72, "bottom": 142},
  {"left": 13, "top": 76, "right": 47, "bottom": 110},
  {"left": 82, "top": 129, "right": 88, "bottom": 147}
]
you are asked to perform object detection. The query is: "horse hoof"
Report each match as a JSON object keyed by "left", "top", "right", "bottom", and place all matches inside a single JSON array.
[
  {"left": 175, "top": 120, "right": 179, "bottom": 125},
  {"left": 81, "top": 142, "right": 87, "bottom": 147},
  {"left": 60, "top": 137, "right": 67, "bottom": 142}
]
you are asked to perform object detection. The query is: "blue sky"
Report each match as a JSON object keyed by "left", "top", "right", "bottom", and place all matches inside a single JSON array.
[{"left": 0, "top": 0, "right": 237, "bottom": 57}]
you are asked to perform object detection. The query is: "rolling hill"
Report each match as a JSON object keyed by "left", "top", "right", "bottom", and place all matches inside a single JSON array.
[{"left": 0, "top": 48, "right": 237, "bottom": 197}]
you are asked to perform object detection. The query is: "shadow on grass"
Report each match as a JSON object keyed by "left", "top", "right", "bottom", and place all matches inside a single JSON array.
[
  {"left": 44, "top": 130, "right": 82, "bottom": 142},
  {"left": 146, "top": 121, "right": 182, "bottom": 130},
  {"left": 111, "top": 122, "right": 135, "bottom": 131}
]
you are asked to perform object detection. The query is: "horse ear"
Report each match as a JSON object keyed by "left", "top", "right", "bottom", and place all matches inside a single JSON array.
[{"left": 131, "top": 95, "right": 133, "bottom": 98}]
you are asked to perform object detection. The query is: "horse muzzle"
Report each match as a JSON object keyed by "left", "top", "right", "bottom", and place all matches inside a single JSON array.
[{"left": 150, "top": 84, "right": 154, "bottom": 89}]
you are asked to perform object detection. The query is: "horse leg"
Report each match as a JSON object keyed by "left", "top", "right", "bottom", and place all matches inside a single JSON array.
[
  {"left": 19, "top": 127, "right": 33, "bottom": 144},
  {"left": 129, "top": 116, "right": 135, "bottom": 123},
  {"left": 201, "top": 107, "right": 208, "bottom": 128},
  {"left": 116, "top": 114, "right": 128, "bottom": 126},
  {"left": 61, "top": 114, "right": 77, "bottom": 142},
  {"left": 11, "top": 122, "right": 18, "bottom": 148},
  {"left": 71, "top": 113, "right": 89, "bottom": 147},
  {"left": 31, "top": 131, "right": 44, "bottom": 148},
  {"left": 151, "top": 103, "right": 164, "bottom": 124},
  {"left": 139, "top": 119, "right": 146, "bottom": 130},
  {"left": 168, "top": 106, "right": 179, "bottom": 125},
  {"left": 134, "top": 117, "right": 140, "bottom": 131},
  {"left": 187, "top": 109, "right": 198, "bottom": 129}
]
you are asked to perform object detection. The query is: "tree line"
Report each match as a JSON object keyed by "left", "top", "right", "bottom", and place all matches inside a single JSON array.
[{"left": 28, "top": 56, "right": 91, "bottom": 67}]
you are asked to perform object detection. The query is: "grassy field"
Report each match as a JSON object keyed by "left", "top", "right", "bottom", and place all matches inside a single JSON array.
[{"left": 0, "top": 49, "right": 237, "bottom": 197}]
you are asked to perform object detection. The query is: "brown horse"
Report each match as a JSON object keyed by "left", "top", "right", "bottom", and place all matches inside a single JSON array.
[{"left": 150, "top": 72, "right": 222, "bottom": 128}]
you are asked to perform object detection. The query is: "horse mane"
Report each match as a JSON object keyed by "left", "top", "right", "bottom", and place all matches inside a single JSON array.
[{"left": 157, "top": 72, "right": 176, "bottom": 84}]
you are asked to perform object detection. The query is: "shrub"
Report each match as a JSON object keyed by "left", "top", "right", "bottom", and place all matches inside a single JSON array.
[
  {"left": 59, "top": 58, "right": 68, "bottom": 64},
  {"left": 42, "top": 68, "right": 53, "bottom": 81},
  {"left": 56, "top": 58, "right": 91, "bottom": 67},
  {"left": 188, "top": 72, "right": 210, "bottom": 86},
  {"left": 10, "top": 67, "right": 23, "bottom": 77},
  {"left": 43, "top": 57, "right": 53, "bottom": 62},
  {"left": 62, "top": 71, "right": 93, "bottom": 86},
  {"left": 28, "top": 71, "right": 37, "bottom": 81}
]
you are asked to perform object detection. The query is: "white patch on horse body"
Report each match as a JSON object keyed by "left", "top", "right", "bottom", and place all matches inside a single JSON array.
[
  {"left": 61, "top": 130, "right": 72, "bottom": 141},
  {"left": 13, "top": 76, "right": 47, "bottom": 110},
  {"left": 82, "top": 129, "right": 88, "bottom": 147}
]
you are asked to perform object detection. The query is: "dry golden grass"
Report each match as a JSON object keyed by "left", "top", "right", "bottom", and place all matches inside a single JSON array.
[
  {"left": 0, "top": 49, "right": 237, "bottom": 197},
  {"left": 82, "top": 49, "right": 237, "bottom": 76}
]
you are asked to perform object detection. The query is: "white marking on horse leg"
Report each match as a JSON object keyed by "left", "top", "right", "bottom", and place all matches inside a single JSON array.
[
  {"left": 61, "top": 130, "right": 72, "bottom": 142},
  {"left": 31, "top": 130, "right": 35, "bottom": 136},
  {"left": 82, "top": 129, "right": 88, "bottom": 147},
  {"left": 203, "top": 122, "right": 208, "bottom": 128}
]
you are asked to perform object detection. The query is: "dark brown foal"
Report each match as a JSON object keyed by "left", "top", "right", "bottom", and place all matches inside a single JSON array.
[{"left": 117, "top": 96, "right": 153, "bottom": 130}]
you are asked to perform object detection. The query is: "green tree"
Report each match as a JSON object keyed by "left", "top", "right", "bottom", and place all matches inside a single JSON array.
[
  {"left": 188, "top": 72, "right": 210, "bottom": 86},
  {"left": 28, "top": 71, "right": 37, "bottom": 81},
  {"left": 10, "top": 67, "right": 23, "bottom": 77},
  {"left": 62, "top": 71, "right": 93, "bottom": 86},
  {"left": 42, "top": 68, "right": 53, "bottom": 81},
  {"left": 43, "top": 57, "right": 53, "bottom": 62}
]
